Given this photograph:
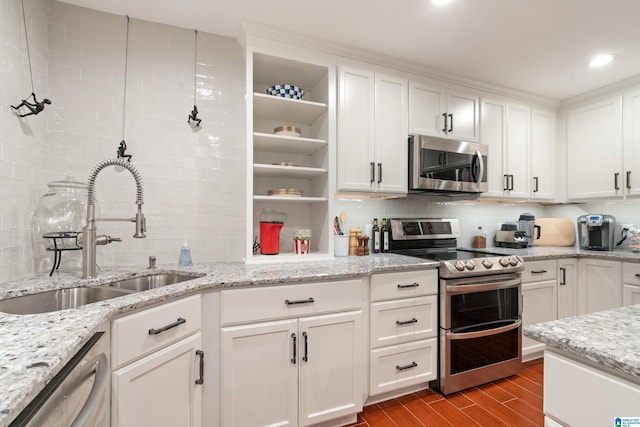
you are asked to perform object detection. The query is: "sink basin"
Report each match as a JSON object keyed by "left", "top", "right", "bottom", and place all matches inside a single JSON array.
[
  {"left": 105, "top": 273, "right": 202, "bottom": 292},
  {"left": 0, "top": 287, "right": 132, "bottom": 315}
]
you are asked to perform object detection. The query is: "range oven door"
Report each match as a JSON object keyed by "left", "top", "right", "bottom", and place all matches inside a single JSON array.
[
  {"left": 439, "top": 274, "right": 522, "bottom": 395},
  {"left": 409, "top": 134, "right": 488, "bottom": 193}
]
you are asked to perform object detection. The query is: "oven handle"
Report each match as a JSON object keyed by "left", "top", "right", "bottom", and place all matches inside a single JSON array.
[
  {"left": 448, "top": 319, "right": 521, "bottom": 340},
  {"left": 445, "top": 276, "right": 521, "bottom": 294}
]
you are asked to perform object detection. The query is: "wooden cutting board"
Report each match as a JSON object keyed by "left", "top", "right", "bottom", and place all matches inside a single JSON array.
[{"left": 534, "top": 218, "right": 576, "bottom": 247}]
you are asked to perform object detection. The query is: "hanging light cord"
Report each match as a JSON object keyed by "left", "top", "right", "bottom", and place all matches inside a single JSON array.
[
  {"left": 121, "top": 15, "right": 130, "bottom": 143},
  {"left": 20, "top": 0, "right": 35, "bottom": 93},
  {"left": 193, "top": 29, "right": 198, "bottom": 103}
]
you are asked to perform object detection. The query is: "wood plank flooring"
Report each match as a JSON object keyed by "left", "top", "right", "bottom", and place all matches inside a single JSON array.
[{"left": 347, "top": 359, "right": 544, "bottom": 427}]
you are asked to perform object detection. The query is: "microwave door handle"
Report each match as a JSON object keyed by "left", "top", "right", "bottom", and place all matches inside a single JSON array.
[{"left": 474, "top": 150, "right": 484, "bottom": 187}]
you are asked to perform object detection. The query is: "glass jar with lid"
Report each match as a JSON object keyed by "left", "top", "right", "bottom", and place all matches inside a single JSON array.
[{"left": 31, "top": 176, "right": 92, "bottom": 274}]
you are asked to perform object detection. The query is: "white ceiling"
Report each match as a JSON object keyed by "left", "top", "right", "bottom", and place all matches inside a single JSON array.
[{"left": 60, "top": 0, "right": 640, "bottom": 101}]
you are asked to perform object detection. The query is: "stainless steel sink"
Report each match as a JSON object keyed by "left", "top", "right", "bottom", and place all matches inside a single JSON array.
[
  {"left": 0, "top": 287, "right": 132, "bottom": 315},
  {"left": 105, "top": 273, "right": 202, "bottom": 292}
]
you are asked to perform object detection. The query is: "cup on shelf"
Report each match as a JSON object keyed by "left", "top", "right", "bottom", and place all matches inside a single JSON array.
[
  {"left": 294, "top": 229, "right": 311, "bottom": 254},
  {"left": 334, "top": 235, "right": 349, "bottom": 257}
]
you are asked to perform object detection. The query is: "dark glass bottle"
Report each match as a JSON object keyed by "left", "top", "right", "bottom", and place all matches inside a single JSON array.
[
  {"left": 381, "top": 218, "right": 390, "bottom": 252},
  {"left": 373, "top": 218, "right": 380, "bottom": 253}
]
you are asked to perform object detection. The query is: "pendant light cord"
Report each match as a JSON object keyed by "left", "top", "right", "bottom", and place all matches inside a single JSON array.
[
  {"left": 20, "top": 0, "right": 35, "bottom": 93},
  {"left": 193, "top": 29, "right": 198, "bottom": 103},
  {"left": 121, "top": 16, "right": 130, "bottom": 142}
]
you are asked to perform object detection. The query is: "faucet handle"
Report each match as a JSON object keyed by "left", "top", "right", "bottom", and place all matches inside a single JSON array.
[{"left": 95, "top": 235, "right": 122, "bottom": 245}]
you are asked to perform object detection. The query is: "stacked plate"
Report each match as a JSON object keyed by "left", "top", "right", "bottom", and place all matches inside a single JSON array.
[
  {"left": 266, "top": 84, "right": 304, "bottom": 100},
  {"left": 267, "top": 188, "right": 303, "bottom": 197}
]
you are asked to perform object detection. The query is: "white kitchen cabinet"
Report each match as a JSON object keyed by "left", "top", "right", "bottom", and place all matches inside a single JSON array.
[
  {"left": 622, "top": 88, "right": 640, "bottom": 197},
  {"left": 521, "top": 260, "right": 557, "bottom": 359},
  {"left": 480, "top": 98, "right": 536, "bottom": 200},
  {"left": 530, "top": 108, "right": 556, "bottom": 201},
  {"left": 337, "top": 66, "right": 408, "bottom": 194},
  {"left": 220, "top": 280, "right": 364, "bottom": 427},
  {"left": 566, "top": 96, "right": 623, "bottom": 200},
  {"left": 408, "top": 80, "right": 479, "bottom": 142},
  {"left": 557, "top": 258, "right": 578, "bottom": 319},
  {"left": 111, "top": 295, "right": 203, "bottom": 427},
  {"left": 369, "top": 269, "right": 438, "bottom": 397},
  {"left": 544, "top": 350, "right": 640, "bottom": 427},
  {"left": 622, "top": 261, "right": 640, "bottom": 306},
  {"left": 577, "top": 258, "right": 622, "bottom": 314},
  {"left": 247, "top": 47, "right": 335, "bottom": 262}
]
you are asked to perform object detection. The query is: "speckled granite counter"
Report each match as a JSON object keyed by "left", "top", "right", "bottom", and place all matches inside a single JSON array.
[
  {"left": 0, "top": 254, "right": 437, "bottom": 427},
  {"left": 524, "top": 305, "right": 640, "bottom": 384}
]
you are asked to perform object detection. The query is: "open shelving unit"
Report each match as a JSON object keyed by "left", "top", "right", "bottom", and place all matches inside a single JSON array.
[{"left": 245, "top": 48, "right": 335, "bottom": 262}]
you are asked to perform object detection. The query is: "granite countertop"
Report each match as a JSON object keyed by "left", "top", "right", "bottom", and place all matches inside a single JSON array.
[
  {"left": 524, "top": 305, "right": 640, "bottom": 384},
  {"left": 0, "top": 254, "right": 437, "bottom": 427}
]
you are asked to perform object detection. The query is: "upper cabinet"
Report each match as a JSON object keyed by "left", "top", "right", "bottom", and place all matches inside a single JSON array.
[
  {"left": 409, "top": 81, "right": 480, "bottom": 142},
  {"left": 246, "top": 48, "right": 335, "bottom": 262},
  {"left": 566, "top": 96, "right": 623, "bottom": 200},
  {"left": 623, "top": 88, "right": 640, "bottom": 197},
  {"left": 337, "top": 65, "right": 408, "bottom": 195},
  {"left": 480, "top": 97, "right": 556, "bottom": 201}
]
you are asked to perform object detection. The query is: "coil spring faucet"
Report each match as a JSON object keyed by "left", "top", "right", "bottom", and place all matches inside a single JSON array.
[{"left": 82, "top": 158, "right": 146, "bottom": 278}]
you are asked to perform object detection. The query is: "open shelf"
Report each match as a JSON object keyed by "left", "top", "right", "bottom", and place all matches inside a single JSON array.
[
  {"left": 253, "top": 132, "right": 326, "bottom": 155},
  {"left": 254, "top": 93, "right": 327, "bottom": 124}
]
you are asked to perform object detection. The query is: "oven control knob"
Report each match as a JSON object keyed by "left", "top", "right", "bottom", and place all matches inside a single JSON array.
[
  {"left": 499, "top": 257, "right": 510, "bottom": 267},
  {"left": 482, "top": 259, "right": 494, "bottom": 269},
  {"left": 509, "top": 257, "right": 519, "bottom": 266},
  {"left": 465, "top": 260, "right": 476, "bottom": 270},
  {"left": 454, "top": 261, "right": 466, "bottom": 271}
]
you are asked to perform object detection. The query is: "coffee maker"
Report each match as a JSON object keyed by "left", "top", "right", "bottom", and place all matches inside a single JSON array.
[
  {"left": 577, "top": 214, "right": 615, "bottom": 251},
  {"left": 517, "top": 213, "right": 541, "bottom": 247}
]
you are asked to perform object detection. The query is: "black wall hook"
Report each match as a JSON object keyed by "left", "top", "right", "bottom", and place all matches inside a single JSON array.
[
  {"left": 188, "top": 105, "right": 201, "bottom": 127},
  {"left": 11, "top": 92, "right": 51, "bottom": 118},
  {"left": 117, "top": 140, "right": 132, "bottom": 162}
]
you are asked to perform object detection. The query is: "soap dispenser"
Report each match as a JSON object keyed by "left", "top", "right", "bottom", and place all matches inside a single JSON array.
[{"left": 178, "top": 239, "right": 193, "bottom": 266}]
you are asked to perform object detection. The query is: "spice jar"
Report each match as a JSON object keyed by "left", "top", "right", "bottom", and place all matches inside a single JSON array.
[{"left": 472, "top": 226, "right": 487, "bottom": 248}]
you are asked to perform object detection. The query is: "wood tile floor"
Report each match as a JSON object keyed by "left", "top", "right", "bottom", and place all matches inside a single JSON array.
[{"left": 347, "top": 359, "right": 544, "bottom": 427}]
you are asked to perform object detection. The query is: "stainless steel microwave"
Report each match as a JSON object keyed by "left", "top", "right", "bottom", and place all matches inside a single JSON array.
[{"left": 409, "top": 135, "right": 488, "bottom": 194}]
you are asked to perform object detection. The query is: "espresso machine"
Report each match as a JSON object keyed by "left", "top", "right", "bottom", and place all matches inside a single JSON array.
[{"left": 577, "top": 214, "right": 615, "bottom": 250}]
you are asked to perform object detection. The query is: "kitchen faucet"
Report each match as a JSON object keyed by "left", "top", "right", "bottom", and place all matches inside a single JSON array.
[{"left": 82, "top": 158, "right": 146, "bottom": 278}]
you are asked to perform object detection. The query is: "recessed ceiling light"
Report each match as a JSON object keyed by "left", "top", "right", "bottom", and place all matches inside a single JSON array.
[
  {"left": 432, "top": 0, "right": 454, "bottom": 5},
  {"left": 589, "top": 54, "right": 616, "bottom": 68}
]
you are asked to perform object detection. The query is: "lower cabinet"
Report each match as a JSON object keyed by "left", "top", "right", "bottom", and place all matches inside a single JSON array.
[
  {"left": 557, "top": 258, "right": 578, "bottom": 319},
  {"left": 220, "top": 280, "right": 364, "bottom": 427},
  {"left": 578, "top": 259, "right": 622, "bottom": 314},
  {"left": 111, "top": 295, "right": 203, "bottom": 427},
  {"left": 622, "top": 261, "right": 640, "bottom": 306},
  {"left": 521, "top": 260, "right": 558, "bottom": 359}
]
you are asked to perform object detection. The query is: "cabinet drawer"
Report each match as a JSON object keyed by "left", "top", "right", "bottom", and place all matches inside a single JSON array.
[
  {"left": 622, "top": 261, "right": 640, "bottom": 283},
  {"left": 370, "top": 338, "right": 437, "bottom": 396},
  {"left": 371, "top": 269, "right": 437, "bottom": 302},
  {"left": 370, "top": 296, "right": 437, "bottom": 348},
  {"left": 522, "top": 260, "right": 557, "bottom": 283},
  {"left": 112, "top": 295, "right": 201, "bottom": 369},
  {"left": 221, "top": 279, "right": 364, "bottom": 325}
]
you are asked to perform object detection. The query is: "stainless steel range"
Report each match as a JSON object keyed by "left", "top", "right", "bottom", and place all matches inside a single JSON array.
[{"left": 388, "top": 218, "right": 524, "bottom": 395}]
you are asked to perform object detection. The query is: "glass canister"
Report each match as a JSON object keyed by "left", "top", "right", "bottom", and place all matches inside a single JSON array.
[{"left": 31, "top": 176, "right": 90, "bottom": 273}]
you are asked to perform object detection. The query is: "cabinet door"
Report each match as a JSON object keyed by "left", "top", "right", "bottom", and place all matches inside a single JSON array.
[
  {"left": 298, "top": 311, "right": 362, "bottom": 427},
  {"left": 480, "top": 98, "right": 508, "bottom": 199},
  {"left": 505, "top": 103, "right": 531, "bottom": 199},
  {"left": 221, "top": 320, "right": 298, "bottom": 427},
  {"left": 557, "top": 259, "right": 578, "bottom": 319},
  {"left": 408, "top": 81, "right": 446, "bottom": 137},
  {"left": 623, "top": 284, "right": 640, "bottom": 306},
  {"left": 530, "top": 108, "right": 556, "bottom": 201},
  {"left": 337, "top": 66, "right": 375, "bottom": 192},
  {"left": 446, "top": 89, "right": 479, "bottom": 142},
  {"left": 623, "top": 88, "right": 640, "bottom": 197},
  {"left": 578, "top": 259, "right": 622, "bottom": 314},
  {"left": 374, "top": 73, "right": 408, "bottom": 194},
  {"left": 567, "top": 96, "right": 623, "bottom": 200},
  {"left": 522, "top": 280, "right": 557, "bottom": 357},
  {"left": 112, "top": 333, "right": 203, "bottom": 427}
]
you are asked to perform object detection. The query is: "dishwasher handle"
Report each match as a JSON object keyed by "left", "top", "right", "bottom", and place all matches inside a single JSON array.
[{"left": 70, "top": 353, "right": 109, "bottom": 427}]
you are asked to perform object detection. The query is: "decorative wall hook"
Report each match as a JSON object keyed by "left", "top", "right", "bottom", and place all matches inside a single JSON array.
[
  {"left": 188, "top": 105, "right": 201, "bottom": 127},
  {"left": 117, "top": 140, "right": 132, "bottom": 162},
  {"left": 11, "top": 92, "right": 51, "bottom": 117},
  {"left": 11, "top": 0, "right": 51, "bottom": 118}
]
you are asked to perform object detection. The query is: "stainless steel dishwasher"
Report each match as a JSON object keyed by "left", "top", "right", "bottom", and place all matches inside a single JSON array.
[{"left": 10, "top": 331, "right": 110, "bottom": 427}]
